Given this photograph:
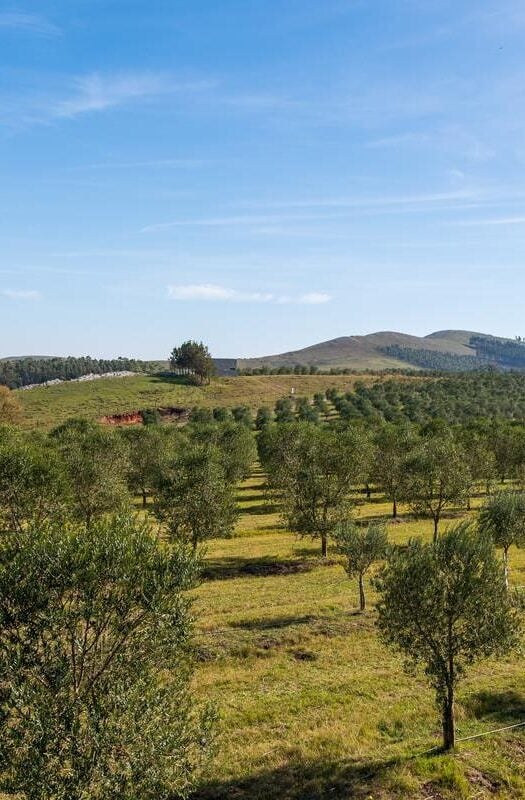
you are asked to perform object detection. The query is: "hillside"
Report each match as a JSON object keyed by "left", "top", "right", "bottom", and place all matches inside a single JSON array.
[
  {"left": 238, "top": 329, "right": 487, "bottom": 370},
  {"left": 17, "top": 373, "right": 384, "bottom": 430}
]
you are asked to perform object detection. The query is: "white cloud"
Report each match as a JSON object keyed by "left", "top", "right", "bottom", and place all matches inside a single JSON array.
[
  {"left": 299, "top": 292, "right": 331, "bottom": 304},
  {"left": 0, "top": 12, "right": 60, "bottom": 36},
  {"left": 451, "top": 216, "right": 525, "bottom": 227},
  {"left": 167, "top": 284, "right": 331, "bottom": 305},
  {"left": 2, "top": 289, "right": 40, "bottom": 300}
]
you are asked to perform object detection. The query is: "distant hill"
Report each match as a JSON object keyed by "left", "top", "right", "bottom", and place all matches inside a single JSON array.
[{"left": 237, "top": 330, "right": 523, "bottom": 372}]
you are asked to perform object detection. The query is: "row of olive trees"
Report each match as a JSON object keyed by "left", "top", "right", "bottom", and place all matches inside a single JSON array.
[
  {"left": 257, "top": 420, "right": 475, "bottom": 551},
  {"left": 0, "top": 413, "right": 259, "bottom": 800}
]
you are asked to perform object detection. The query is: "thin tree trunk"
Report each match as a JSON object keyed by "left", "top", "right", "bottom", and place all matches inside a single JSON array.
[
  {"left": 142, "top": 489, "right": 147, "bottom": 508},
  {"left": 365, "top": 484, "right": 371, "bottom": 500},
  {"left": 321, "top": 534, "right": 328, "bottom": 558},
  {"left": 442, "top": 681, "right": 455, "bottom": 750},
  {"left": 358, "top": 572, "right": 366, "bottom": 611},
  {"left": 503, "top": 547, "right": 509, "bottom": 590},
  {"left": 392, "top": 497, "right": 397, "bottom": 519},
  {"left": 433, "top": 516, "right": 439, "bottom": 543}
]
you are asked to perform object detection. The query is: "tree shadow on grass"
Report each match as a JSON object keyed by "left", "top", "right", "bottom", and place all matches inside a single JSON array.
[
  {"left": 202, "top": 556, "right": 319, "bottom": 581},
  {"left": 192, "top": 755, "right": 401, "bottom": 800},
  {"left": 238, "top": 502, "right": 281, "bottom": 516},
  {"left": 463, "top": 690, "right": 525, "bottom": 724},
  {"left": 229, "top": 613, "right": 318, "bottom": 631}
]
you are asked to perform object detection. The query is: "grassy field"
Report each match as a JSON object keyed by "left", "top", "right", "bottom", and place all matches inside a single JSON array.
[
  {"left": 190, "top": 473, "right": 525, "bottom": 800},
  {"left": 16, "top": 373, "right": 386, "bottom": 430}
]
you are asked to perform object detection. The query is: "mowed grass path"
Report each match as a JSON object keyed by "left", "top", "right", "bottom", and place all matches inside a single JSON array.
[
  {"left": 16, "top": 373, "right": 382, "bottom": 430},
  {"left": 192, "top": 473, "right": 525, "bottom": 799}
]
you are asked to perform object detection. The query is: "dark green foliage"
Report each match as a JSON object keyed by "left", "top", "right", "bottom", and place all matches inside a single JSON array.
[
  {"left": 189, "top": 421, "right": 256, "bottom": 483},
  {"left": 399, "top": 431, "right": 471, "bottom": 540},
  {"left": 154, "top": 444, "right": 237, "bottom": 550},
  {"left": 231, "top": 405, "right": 253, "bottom": 428},
  {"left": 0, "top": 428, "right": 69, "bottom": 532},
  {"left": 380, "top": 345, "right": 488, "bottom": 371},
  {"left": 120, "top": 426, "right": 169, "bottom": 507},
  {"left": 212, "top": 407, "right": 231, "bottom": 422},
  {"left": 169, "top": 341, "right": 215, "bottom": 384},
  {"left": 295, "top": 396, "right": 320, "bottom": 423},
  {"left": 372, "top": 423, "right": 418, "bottom": 518},
  {"left": 274, "top": 397, "right": 295, "bottom": 423},
  {"left": 0, "top": 514, "right": 213, "bottom": 799},
  {"left": 471, "top": 335, "right": 525, "bottom": 368},
  {"left": 0, "top": 356, "right": 157, "bottom": 389},
  {"left": 334, "top": 521, "right": 388, "bottom": 610},
  {"left": 255, "top": 406, "right": 273, "bottom": 430},
  {"left": 190, "top": 407, "right": 214, "bottom": 424},
  {"left": 330, "top": 373, "right": 525, "bottom": 425},
  {"left": 141, "top": 407, "right": 161, "bottom": 425},
  {"left": 375, "top": 523, "right": 518, "bottom": 750},
  {"left": 52, "top": 419, "right": 130, "bottom": 527},
  {"left": 259, "top": 422, "right": 372, "bottom": 556}
]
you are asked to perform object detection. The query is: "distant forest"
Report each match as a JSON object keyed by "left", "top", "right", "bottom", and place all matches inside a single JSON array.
[
  {"left": 0, "top": 357, "right": 161, "bottom": 389},
  {"left": 380, "top": 345, "right": 487, "bottom": 372},
  {"left": 382, "top": 336, "right": 525, "bottom": 372}
]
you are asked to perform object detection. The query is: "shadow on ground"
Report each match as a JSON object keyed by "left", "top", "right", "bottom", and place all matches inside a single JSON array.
[
  {"left": 202, "top": 556, "right": 337, "bottom": 581},
  {"left": 463, "top": 689, "right": 525, "bottom": 724},
  {"left": 191, "top": 755, "right": 401, "bottom": 800}
]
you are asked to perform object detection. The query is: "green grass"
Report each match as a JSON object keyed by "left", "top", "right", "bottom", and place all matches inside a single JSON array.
[
  {"left": 190, "top": 475, "right": 525, "bottom": 799},
  {"left": 17, "top": 373, "right": 383, "bottom": 430}
]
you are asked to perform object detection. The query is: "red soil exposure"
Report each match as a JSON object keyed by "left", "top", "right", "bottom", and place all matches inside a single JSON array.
[{"left": 100, "top": 407, "right": 190, "bottom": 426}]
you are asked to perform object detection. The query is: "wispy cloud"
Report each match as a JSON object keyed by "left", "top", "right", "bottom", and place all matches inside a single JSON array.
[
  {"left": 366, "top": 127, "right": 495, "bottom": 162},
  {"left": 167, "top": 284, "right": 331, "bottom": 305},
  {"left": 2, "top": 71, "right": 216, "bottom": 128},
  {"left": 2, "top": 289, "right": 40, "bottom": 300},
  {"left": 451, "top": 216, "right": 525, "bottom": 227},
  {"left": 52, "top": 72, "right": 202, "bottom": 119},
  {"left": 143, "top": 191, "right": 481, "bottom": 233},
  {"left": 0, "top": 12, "right": 60, "bottom": 36}
]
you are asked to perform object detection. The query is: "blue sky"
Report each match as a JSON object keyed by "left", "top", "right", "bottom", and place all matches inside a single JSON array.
[{"left": 1, "top": 0, "right": 525, "bottom": 358}]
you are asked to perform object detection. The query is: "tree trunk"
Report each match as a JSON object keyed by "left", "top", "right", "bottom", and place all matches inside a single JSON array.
[
  {"left": 503, "top": 547, "right": 509, "bottom": 591},
  {"left": 392, "top": 497, "right": 397, "bottom": 519},
  {"left": 365, "top": 483, "right": 371, "bottom": 500},
  {"left": 433, "top": 516, "right": 439, "bottom": 543},
  {"left": 321, "top": 534, "right": 328, "bottom": 558},
  {"left": 358, "top": 572, "right": 366, "bottom": 611},
  {"left": 142, "top": 489, "right": 147, "bottom": 508},
  {"left": 442, "top": 687, "right": 455, "bottom": 750}
]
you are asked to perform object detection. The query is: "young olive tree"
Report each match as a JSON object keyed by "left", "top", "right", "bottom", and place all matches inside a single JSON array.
[
  {"left": 259, "top": 422, "right": 372, "bottom": 557},
  {"left": 52, "top": 419, "right": 131, "bottom": 527},
  {"left": 0, "top": 428, "right": 69, "bottom": 532},
  {"left": 0, "top": 514, "right": 214, "bottom": 799},
  {"left": 154, "top": 444, "right": 237, "bottom": 550},
  {"left": 400, "top": 433, "right": 471, "bottom": 541},
  {"left": 372, "top": 423, "right": 417, "bottom": 518},
  {"left": 120, "top": 425, "right": 168, "bottom": 507},
  {"left": 375, "top": 523, "right": 518, "bottom": 751},
  {"left": 334, "top": 521, "right": 388, "bottom": 610},
  {"left": 478, "top": 491, "right": 525, "bottom": 589}
]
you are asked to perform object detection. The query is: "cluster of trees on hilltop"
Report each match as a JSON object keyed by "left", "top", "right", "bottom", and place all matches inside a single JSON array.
[
  {"left": 0, "top": 356, "right": 162, "bottom": 389},
  {"left": 470, "top": 335, "right": 525, "bottom": 368},
  {"left": 380, "top": 344, "right": 488, "bottom": 372}
]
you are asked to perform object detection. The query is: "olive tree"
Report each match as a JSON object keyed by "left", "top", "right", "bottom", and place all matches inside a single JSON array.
[
  {"left": 375, "top": 523, "right": 518, "bottom": 751},
  {"left": 0, "top": 428, "right": 69, "bottom": 532},
  {"left": 0, "top": 514, "right": 214, "bottom": 799},
  {"left": 52, "top": 419, "right": 131, "bottom": 526},
  {"left": 372, "top": 423, "right": 417, "bottom": 518},
  {"left": 259, "top": 422, "right": 372, "bottom": 557},
  {"left": 154, "top": 444, "right": 237, "bottom": 550},
  {"left": 400, "top": 433, "right": 471, "bottom": 541},
  {"left": 478, "top": 491, "right": 525, "bottom": 589},
  {"left": 334, "top": 521, "right": 388, "bottom": 610}
]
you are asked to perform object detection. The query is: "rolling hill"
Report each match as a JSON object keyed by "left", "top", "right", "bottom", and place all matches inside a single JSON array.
[{"left": 237, "top": 329, "right": 504, "bottom": 371}]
